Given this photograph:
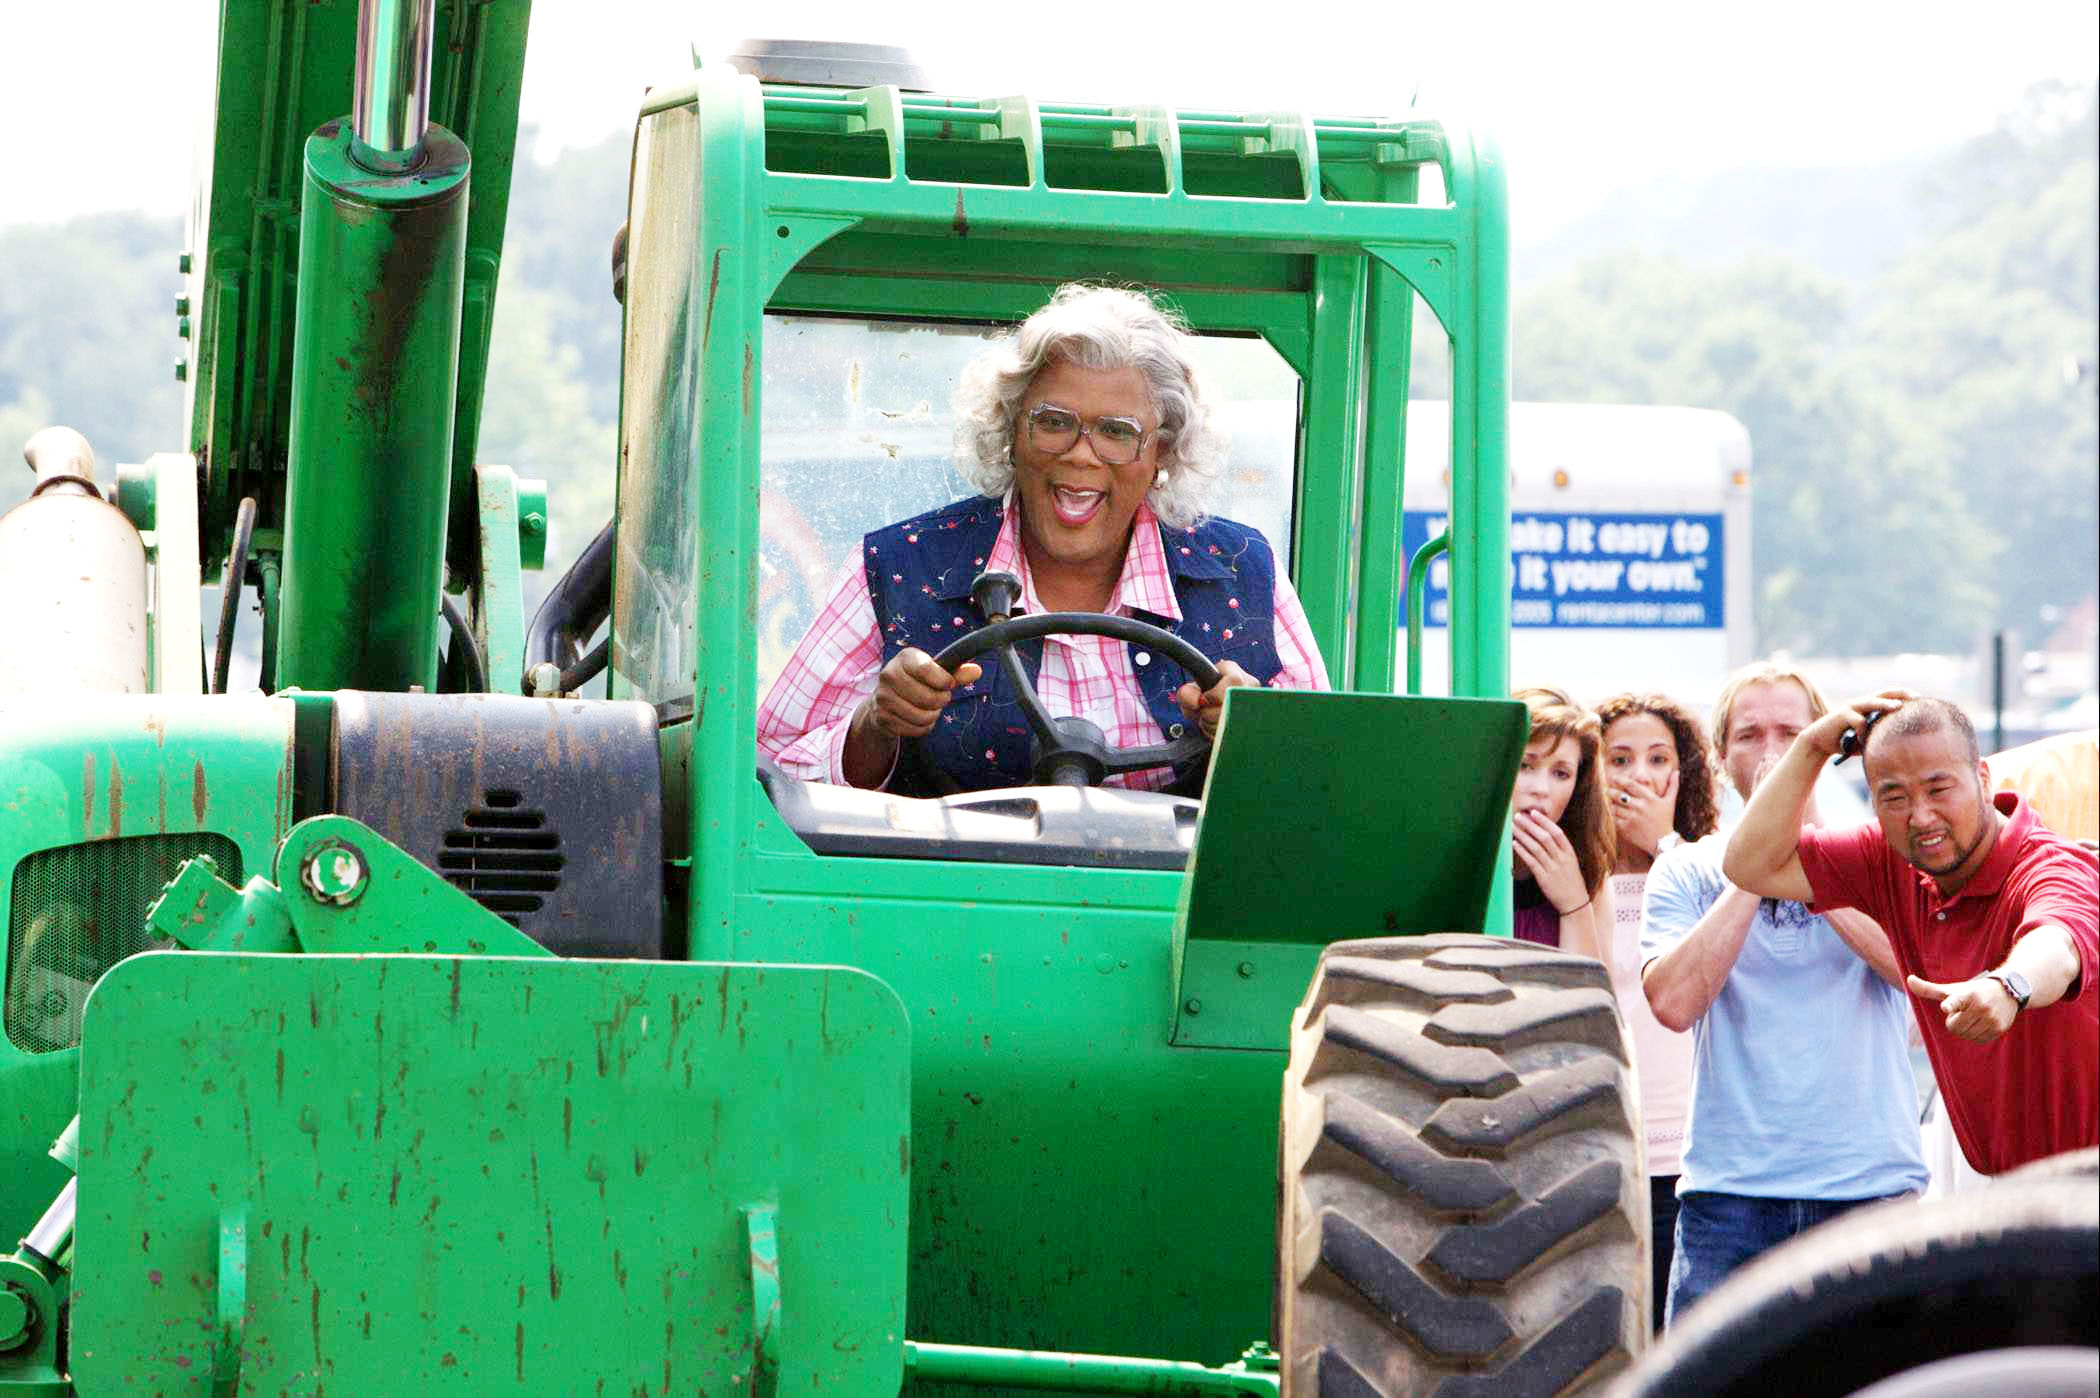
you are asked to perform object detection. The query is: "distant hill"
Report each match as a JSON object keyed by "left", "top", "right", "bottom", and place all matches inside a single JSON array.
[{"left": 1515, "top": 153, "right": 1944, "bottom": 290}]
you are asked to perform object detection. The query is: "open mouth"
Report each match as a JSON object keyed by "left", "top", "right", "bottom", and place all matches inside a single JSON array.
[{"left": 1051, "top": 485, "right": 1106, "bottom": 527}]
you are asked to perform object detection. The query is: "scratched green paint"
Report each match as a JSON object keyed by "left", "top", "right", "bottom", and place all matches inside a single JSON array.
[{"left": 73, "top": 953, "right": 909, "bottom": 1393}]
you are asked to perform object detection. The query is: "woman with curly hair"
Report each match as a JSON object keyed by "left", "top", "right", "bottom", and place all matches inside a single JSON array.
[
  {"left": 1595, "top": 690, "right": 1718, "bottom": 1330},
  {"left": 758, "top": 283, "right": 1329, "bottom": 794},
  {"left": 1510, "top": 686, "right": 1615, "bottom": 962}
]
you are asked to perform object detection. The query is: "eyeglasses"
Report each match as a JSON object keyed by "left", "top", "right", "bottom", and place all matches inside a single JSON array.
[{"left": 1025, "top": 403, "right": 1151, "bottom": 466}]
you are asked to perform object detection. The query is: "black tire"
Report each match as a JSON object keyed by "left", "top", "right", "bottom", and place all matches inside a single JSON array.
[
  {"left": 1616, "top": 1175, "right": 2099, "bottom": 1397},
  {"left": 1277, "top": 935, "right": 1649, "bottom": 1397}
]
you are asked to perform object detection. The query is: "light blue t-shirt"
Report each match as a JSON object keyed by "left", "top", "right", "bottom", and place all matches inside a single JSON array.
[{"left": 1641, "top": 834, "right": 1926, "bottom": 1200}]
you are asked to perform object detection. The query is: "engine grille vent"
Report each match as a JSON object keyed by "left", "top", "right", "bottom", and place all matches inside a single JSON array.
[
  {"left": 437, "top": 788, "right": 565, "bottom": 927},
  {"left": 7, "top": 833, "right": 242, "bottom": 1054}
]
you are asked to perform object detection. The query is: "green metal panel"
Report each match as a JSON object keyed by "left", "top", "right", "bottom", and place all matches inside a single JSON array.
[
  {"left": 732, "top": 878, "right": 1284, "bottom": 1371},
  {"left": 73, "top": 953, "right": 909, "bottom": 1394},
  {"left": 1176, "top": 689, "right": 1527, "bottom": 945},
  {"left": 1350, "top": 251, "right": 1420, "bottom": 691},
  {"left": 470, "top": 463, "right": 528, "bottom": 695},
  {"left": 1291, "top": 255, "right": 1371, "bottom": 678},
  {"left": 0, "top": 696, "right": 297, "bottom": 1243},
  {"left": 1443, "top": 125, "right": 1516, "bottom": 935},
  {"left": 682, "top": 72, "right": 771, "bottom": 964}
]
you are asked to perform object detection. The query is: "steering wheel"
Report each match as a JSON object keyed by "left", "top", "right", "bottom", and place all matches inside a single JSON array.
[{"left": 926, "top": 572, "right": 1223, "bottom": 788}]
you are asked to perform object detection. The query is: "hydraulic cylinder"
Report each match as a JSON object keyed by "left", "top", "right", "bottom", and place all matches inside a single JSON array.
[{"left": 276, "top": 117, "right": 469, "bottom": 692}]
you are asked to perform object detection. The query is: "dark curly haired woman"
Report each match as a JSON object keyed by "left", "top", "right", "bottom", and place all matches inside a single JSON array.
[{"left": 1595, "top": 690, "right": 1718, "bottom": 1331}]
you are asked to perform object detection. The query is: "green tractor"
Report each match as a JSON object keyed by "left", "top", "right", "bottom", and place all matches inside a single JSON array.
[{"left": 1, "top": 5, "right": 2089, "bottom": 1396}]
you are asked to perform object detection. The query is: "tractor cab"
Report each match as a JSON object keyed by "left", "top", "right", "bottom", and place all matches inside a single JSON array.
[{"left": 585, "top": 63, "right": 1519, "bottom": 896}]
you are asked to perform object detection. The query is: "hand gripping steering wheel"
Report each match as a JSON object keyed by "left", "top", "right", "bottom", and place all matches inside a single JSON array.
[{"left": 927, "top": 572, "right": 1222, "bottom": 788}]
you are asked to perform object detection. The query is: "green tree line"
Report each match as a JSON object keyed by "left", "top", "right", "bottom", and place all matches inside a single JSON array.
[{"left": 4, "top": 90, "right": 2093, "bottom": 660}]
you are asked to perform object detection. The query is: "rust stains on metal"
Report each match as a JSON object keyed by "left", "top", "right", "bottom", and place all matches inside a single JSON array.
[
  {"left": 514, "top": 1322, "right": 525, "bottom": 1383},
  {"left": 704, "top": 249, "right": 723, "bottom": 344},
  {"left": 900, "top": 1134, "right": 910, "bottom": 1177},
  {"left": 191, "top": 760, "right": 209, "bottom": 824},
  {"left": 449, "top": 960, "right": 462, "bottom": 1018},
  {"left": 529, "top": 1149, "right": 562, "bottom": 1300},
  {"left": 83, "top": 751, "right": 95, "bottom": 829},
  {"left": 109, "top": 763, "right": 125, "bottom": 836},
  {"left": 953, "top": 188, "right": 970, "bottom": 238},
  {"left": 743, "top": 343, "right": 754, "bottom": 419},
  {"left": 562, "top": 1098, "right": 572, "bottom": 1150}
]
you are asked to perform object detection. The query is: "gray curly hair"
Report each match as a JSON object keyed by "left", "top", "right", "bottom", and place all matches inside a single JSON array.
[{"left": 952, "top": 284, "right": 1227, "bottom": 530}]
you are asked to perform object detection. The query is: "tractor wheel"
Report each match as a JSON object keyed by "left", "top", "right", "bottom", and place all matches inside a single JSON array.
[
  {"left": 1276, "top": 935, "right": 1648, "bottom": 1397},
  {"left": 1619, "top": 1153, "right": 2099, "bottom": 1398}
]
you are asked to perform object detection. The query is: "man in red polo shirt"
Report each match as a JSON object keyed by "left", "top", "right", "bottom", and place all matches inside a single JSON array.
[{"left": 1724, "top": 690, "right": 2098, "bottom": 1176}]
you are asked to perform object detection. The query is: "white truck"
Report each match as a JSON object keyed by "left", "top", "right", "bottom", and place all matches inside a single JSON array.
[{"left": 1403, "top": 399, "right": 1753, "bottom": 707}]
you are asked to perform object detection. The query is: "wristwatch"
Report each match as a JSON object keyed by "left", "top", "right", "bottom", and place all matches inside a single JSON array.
[{"left": 1986, "top": 968, "right": 2032, "bottom": 1013}]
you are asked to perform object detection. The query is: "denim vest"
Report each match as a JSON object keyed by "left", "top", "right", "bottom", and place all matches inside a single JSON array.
[{"left": 862, "top": 496, "right": 1284, "bottom": 796}]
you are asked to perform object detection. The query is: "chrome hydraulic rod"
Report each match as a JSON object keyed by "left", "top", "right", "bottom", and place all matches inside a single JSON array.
[
  {"left": 351, "top": 0, "right": 436, "bottom": 171},
  {"left": 18, "top": 1177, "right": 74, "bottom": 1267}
]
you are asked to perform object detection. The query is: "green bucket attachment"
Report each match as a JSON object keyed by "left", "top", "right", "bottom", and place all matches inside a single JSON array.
[
  {"left": 1172, "top": 689, "right": 1527, "bottom": 1048},
  {"left": 73, "top": 953, "right": 910, "bottom": 1393}
]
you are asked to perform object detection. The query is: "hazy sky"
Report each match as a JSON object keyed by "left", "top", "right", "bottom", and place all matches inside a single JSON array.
[{"left": 6, "top": 0, "right": 2097, "bottom": 242}]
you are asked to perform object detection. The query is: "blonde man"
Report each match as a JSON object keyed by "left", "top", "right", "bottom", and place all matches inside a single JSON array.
[{"left": 1640, "top": 662, "right": 1925, "bottom": 1325}]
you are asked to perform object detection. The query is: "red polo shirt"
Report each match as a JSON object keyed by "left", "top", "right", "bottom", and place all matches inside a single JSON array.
[{"left": 1798, "top": 792, "right": 2099, "bottom": 1175}]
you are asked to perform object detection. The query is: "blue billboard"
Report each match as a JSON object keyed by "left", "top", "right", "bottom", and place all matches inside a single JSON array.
[{"left": 1403, "top": 510, "right": 1726, "bottom": 629}]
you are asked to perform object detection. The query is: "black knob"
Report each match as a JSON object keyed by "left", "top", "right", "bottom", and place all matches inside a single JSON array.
[{"left": 972, "top": 571, "right": 1023, "bottom": 623}]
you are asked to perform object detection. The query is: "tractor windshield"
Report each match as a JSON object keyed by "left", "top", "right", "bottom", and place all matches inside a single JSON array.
[
  {"left": 749, "top": 310, "right": 1303, "bottom": 868},
  {"left": 755, "top": 312, "right": 1302, "bottom": 697}
]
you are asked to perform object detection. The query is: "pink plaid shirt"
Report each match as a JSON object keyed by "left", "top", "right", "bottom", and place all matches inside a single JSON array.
[{"left": 757, "top": 496, "right": 1329, "bottom": 790}]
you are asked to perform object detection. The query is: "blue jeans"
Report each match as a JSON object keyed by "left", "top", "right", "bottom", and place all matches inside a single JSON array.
[{"left": 1665, "top": 1189, "right": 1910, "bottom": 1326}]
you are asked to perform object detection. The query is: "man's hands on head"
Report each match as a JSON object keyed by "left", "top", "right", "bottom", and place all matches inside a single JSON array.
[
  {"left": 1806, "top": 688, "right": 1917, "bottom": 761},
  {"left": 1907, "top": 974, "right": 2018, "bottom": 1044},
  {"left": 1724, "top": 688, "right": 1909, "bottom": 901},
  {"left": 1174, "top": 659, "right": 1256, "bottom": 741}
]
